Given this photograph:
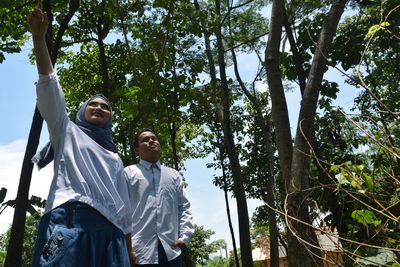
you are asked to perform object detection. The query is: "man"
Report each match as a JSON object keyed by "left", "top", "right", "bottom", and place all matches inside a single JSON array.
[{"left": 125, "top": 128, "right": 194, "bottom": 266}]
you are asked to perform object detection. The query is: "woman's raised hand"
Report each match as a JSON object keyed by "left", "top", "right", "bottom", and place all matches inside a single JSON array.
[
  {"left": 27, "top": 0, "right": 53, "bottom": 74},
  {"left": 27, "top": 0, "right": 48, "bottom": 38}
]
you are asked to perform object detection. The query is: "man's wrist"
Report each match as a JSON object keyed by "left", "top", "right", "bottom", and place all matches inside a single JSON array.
[{"left": 179, "top": 235, "right": 191, "bottom": 245}]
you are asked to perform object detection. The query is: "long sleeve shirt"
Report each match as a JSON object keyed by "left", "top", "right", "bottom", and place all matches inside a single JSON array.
[
  {"left": 124, "top": 159, "right": 194, "bottom": 264},
  {"left": 36, "top": 73, "right": 132, "bottom": 234}
]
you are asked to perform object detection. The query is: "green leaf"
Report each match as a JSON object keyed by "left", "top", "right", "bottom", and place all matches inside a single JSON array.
[
  {"left": 351, "top": 210, "right": 378, "bottom": 226},
  {"left": 367, "top": 24, "right": 381, "bottom": 36},
  {"left": 362, "top": 173, "right": 374, "bottom": 191},
  {"left": 367, "top": 22, "right": 390, "bottom": 37}
]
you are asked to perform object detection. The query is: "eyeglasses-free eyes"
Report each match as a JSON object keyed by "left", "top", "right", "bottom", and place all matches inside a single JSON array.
[{"left": 87, "top": 101, "right": 110, "bottom": 111}]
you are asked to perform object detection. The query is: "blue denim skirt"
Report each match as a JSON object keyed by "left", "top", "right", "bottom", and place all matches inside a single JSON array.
[{"left": 32, "top": 202, "right": 130, "bottom": 267}]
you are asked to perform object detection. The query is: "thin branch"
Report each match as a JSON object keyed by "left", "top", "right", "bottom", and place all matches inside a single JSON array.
[
  {"left": 52, "top": 0, "right": 80, "bottom": 65},
  {"left": 220, "top": 0, "right": 256, "bottom": 26},
  {"left": 223, "top": 31, "right": 268, "bottom": 52}
]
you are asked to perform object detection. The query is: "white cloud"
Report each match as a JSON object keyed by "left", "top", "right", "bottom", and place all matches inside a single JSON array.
[{"left": 0, "top": 140, "right": 53, "bottom": 234}]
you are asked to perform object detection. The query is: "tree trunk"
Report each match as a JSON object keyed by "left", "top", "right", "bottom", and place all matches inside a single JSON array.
[
  {"left": 4, "top": 109, "right": 43, "bottom": 267},
  {"left": 230, "top": 46, "right": 279, "bottom": 266},
  {"left": 97, "top": 38, "right": 110, "bottom": 97},
  {"left": 288, "top": 1, "right": 347, "bottom": 266},
  {"left": 96, "top": 0, "right": 111, "bottom": 97},
  {"left": 283, "top": 0, "right": 346, "bottom": 243},
  {"left": 169, "top": 44, "right": 181, "bottom": 172},
  {"left": 218, "top": 136, "right": 240, "bottom": 267},
  {"left": 214, "top": 0, "right": 253, "bottom": 265},
  {"left": 265, "top": 7, "right": 295, "bottom": 264},
  {"left": 265, "top": 0, "right": 293, "bottom": 192},
  {"left": 264, "top": 120, "right": 279, "bottom": 267},
  {"left": 266, "top": 0, "right": 347, "bottom": 265},
  {"left": 192, "top": 0, "right": 240, "bottom": 263}
]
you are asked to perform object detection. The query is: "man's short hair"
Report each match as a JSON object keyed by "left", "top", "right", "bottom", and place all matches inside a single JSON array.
[{"left": 132, "top": 128, "right": 156, "bottom": 148}]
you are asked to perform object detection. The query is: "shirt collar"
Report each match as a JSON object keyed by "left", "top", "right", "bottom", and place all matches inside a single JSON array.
[{"left": 139, "top": 159, "right": 161, "bottom": 170}]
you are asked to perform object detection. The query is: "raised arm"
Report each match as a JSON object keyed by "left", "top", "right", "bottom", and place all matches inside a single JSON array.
[{"left": 27, "top": 0, "right": 53, "bottom": 75}]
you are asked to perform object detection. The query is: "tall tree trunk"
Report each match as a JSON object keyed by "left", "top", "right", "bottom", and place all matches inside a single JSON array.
[
  {"left": 4, "top": 109, "right": 43, "bottom": 267},
  {"left": 96, "top": 0, "right": 111, "bottom": 97},
  {"left": 169, "top": 43, "right": 181, "bottom": 172},
  {"left": 218, "top": 135, "right": 240, "bottom": 267},
  {"left": 266, "top": 0, "right": 347, "bottom": 266},
  {"left": 289, "top": 1, "right": 347, "bottom": 266},
  {"left": 283, "top": 2, "right": 345, "bottom": 240},
  {"left": 97, "top": 38, "right": 110, "bottom": 97},
  {"left": 214, "top": 0, "right": 253, "bottom": 265},
  {"left": 264, "top": 119, "right": 279, "bottom": 267},
  {"left": 4, "top": 1, "right": 79, "bottom": 266},
  {"left": 265, "top": 0, "right": 293, "bottom": 193},
  {"left": 230, "top": 46, "right": 279, "bottom": 266},
  {"left": 265, "top": 0, "right": 310, "bottom": 266},
  {"left": 265, "top": 6, "right": 295, "bottom": 263},
  {"left": 192, "top": 0, "right": 240, "bottom": 263}
]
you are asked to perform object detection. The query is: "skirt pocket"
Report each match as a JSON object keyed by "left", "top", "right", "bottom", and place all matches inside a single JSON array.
[{"left": 41, "top": 225, "right": 80, "bottom": 266}]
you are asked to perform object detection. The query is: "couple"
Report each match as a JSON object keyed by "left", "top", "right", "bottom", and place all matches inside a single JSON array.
[{"left": 28, "top": 2, "right": 193, "bottom": 267}]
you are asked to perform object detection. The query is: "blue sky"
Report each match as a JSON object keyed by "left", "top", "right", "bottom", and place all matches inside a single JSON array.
[{"left": 0, "top": 46, "right": 48, "bottom": 144}]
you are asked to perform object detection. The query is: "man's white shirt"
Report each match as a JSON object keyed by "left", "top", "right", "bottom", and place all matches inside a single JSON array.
[{"left": 124, "top": 159, "right": 194, "bottom": 264}]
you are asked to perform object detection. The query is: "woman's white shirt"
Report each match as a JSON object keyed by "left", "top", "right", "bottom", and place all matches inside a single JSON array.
[{"left": 36, "top": 73, "right": 132, "bottom": 234}]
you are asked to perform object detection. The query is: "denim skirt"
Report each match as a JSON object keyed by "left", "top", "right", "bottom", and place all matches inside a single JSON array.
[{"left": 32, "top": 201, "right": 130, "bottom": 267}]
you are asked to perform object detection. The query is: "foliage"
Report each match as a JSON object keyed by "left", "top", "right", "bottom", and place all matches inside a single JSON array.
[
  {"left": 205, "top": 255, "right": 233, "bottom": 267},
  {"left": 0, "top": 213, "right": 40, "bottom": 267},
  {"left": 54, "top": 0, "right": 208, "bottom": 170},
  {"left": 187, "top": 224, "right": 225, "bottom": 265},
  {"left": 318, "top": 2, "right": 400, "bottom": 264},
  {"left": 0, "top": 0, "right": 31, "bottom": 62}
]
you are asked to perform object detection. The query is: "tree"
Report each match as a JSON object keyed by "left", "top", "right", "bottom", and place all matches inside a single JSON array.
[
  {"left": 191, "top": 0, "right": 271, "bottom": 264},
  {"left": 0, "top": 0, "right": 31, "bottom": 63},
  {"left": 265, "top": 0, "right": 348, "bottom": 265},
  {"left": 187, "top": 225, "right": 224, "bottom": 265},
  {"left": 1, "top": 213, "right": 41, "bottom": 267}
]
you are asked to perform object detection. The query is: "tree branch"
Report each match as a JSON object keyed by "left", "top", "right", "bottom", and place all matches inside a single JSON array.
[
  {"left": 220, "top": 0, "right": 256, "bottom": 26},
  {"left": 52, "top": 0, "right": 80, "bottom": 65},
  {"left": 223, "top": 31, "right": 268, "bottom": 52}
]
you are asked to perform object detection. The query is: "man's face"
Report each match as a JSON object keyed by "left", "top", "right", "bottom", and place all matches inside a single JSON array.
[
  {"left": 135, "top": 131, "right": 161, "bottom": 163},
  {"left": 84, "top": 97, "right": 111, "bottom": 125}
]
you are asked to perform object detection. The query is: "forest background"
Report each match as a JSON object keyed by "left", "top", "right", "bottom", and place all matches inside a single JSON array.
[{"left": 0, "top": 0, "right": 399, "bottom": 266}]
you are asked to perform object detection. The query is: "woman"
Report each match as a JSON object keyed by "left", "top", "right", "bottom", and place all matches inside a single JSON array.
[{"left": 28, "top": 1, "right": 135, "bottom": 266}]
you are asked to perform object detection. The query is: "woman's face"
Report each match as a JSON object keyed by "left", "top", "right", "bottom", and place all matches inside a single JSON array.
[{"left": 84, "top": 97, "right": 111, "bottom": 125}]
